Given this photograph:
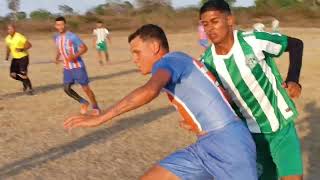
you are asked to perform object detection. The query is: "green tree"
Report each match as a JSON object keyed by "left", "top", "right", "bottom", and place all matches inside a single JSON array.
[
  {"left": 58, "top": 4, "right": 74, "bottom": 15},
  {"left": 136, "top": 0, "right": 172, "bottom": 8},
  {"left": 7, "top": 0, "right": 20, "bottom": 21},
  {"left": 17, "top": 11, "right": 26, "bottom": 20},
  {"left": 30, "top": 9, "right": 53, "bottom": 20},
  {"left": 255, "top": 0, "right": 298, "bottom": 7}
]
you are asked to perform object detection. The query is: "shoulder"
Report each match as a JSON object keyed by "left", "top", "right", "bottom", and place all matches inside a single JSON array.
[
  {"left": 154, "top": 52, "right": 191, "bottom": 70},
  {"left": 16, "top": 32, "right": 27, "bottom": 40},
  {"left": 162, "top": 52, "right": 192, "bottom": 61},
  {"left": 68, "top": 32, "right": 81, "bottom": 40},
  {"left": 5, "top": 35, "right": 10, "bottom": 41}
]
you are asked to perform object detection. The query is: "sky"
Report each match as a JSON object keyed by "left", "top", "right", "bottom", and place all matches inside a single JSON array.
[{"left": 0, "top": 0, "right": 255, "bottom": 16}]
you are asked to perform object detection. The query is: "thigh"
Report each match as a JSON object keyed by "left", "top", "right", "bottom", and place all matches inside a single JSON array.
[
  {"left": 18, "top": 56, "right": 29, "bottom": 74},
  {"left": 10, "top": 59, "right": 19, "bottom": 74},
  {"left": 199, "top": 122, "right": 257, "bottom": 180},
  {"left": 271, "top": 122, "right": 303, "bottom": 177},
  {"left": 74, "top": 68, "right": 89, "bottom": 86},
  {"left": 63, "top": 69, "right": 74, "bottom": 85},
  {"left": 159, "top": 147, "right": 213, "bottom": 180},
  {"left": 252, "top": 133, "right": 278, "bottom": 180}
]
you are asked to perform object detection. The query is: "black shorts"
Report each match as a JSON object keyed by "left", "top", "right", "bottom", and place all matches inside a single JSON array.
[{"left": 10, "top": 56, "right": 29, "bottom": 74}]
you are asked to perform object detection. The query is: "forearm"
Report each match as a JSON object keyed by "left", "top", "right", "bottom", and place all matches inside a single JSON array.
[
  {"left": 55, "top": 52, "right": 60, "bottom": 61},
  {"left": 6, "top": 47, "right": 10, "bottom": 59},
  {"left": 74, "top": 46, "right": 87, "bottom": 59},
  {"left": 285, "top": 36, "right": 303, "bottom": 83},
  {"left": 98, "top": 85, "right": 160, "bottom": 124},
  {"left": 24, "top": 41, "right": 32, "bottom": 50}
]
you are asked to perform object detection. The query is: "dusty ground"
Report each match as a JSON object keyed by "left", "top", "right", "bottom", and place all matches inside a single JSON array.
[{"left": 0, "top": 28, "right": 319, "bottom": 180}]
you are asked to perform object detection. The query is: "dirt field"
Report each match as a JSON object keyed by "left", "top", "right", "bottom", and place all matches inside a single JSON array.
[{"left": 0, "top": 28, "right": 319, "bottom": 180}]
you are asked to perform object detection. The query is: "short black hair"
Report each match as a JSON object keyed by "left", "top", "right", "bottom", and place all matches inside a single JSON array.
[
  {"left": 97, "top": 20, "right": 103, "bottom": 23},
  {"left": 128, "top": 24, "right": 169, "bottom": 51},
  {"left": 200, "top": 0, "right": 231, "bottom": 17},
  {"left": 55, "top": 16, "right": 66, "bottom": 23}
]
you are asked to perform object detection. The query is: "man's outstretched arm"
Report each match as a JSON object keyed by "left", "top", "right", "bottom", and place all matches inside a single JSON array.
[{"left": 64, "top": 69, "right": 171, "bottom": 130}]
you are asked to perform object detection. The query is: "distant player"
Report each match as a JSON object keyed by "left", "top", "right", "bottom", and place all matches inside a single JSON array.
[
  {"left": 5, "top": 24, "right": 33, "bottom": 95},
  {"left": 54, "top": 16, "right": 100, "bottom": 115},
  {"left": 253, "top": 19, "right": 280, "bottom": 33},
  {"left": 64, "top": 24, "right": 257, "bottom": 180},
  {"left": 93, "top": 20, "right": 111, "bottom": 65}
]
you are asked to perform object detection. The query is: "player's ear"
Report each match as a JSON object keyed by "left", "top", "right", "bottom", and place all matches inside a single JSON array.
[
  {"left": 227, "top": 14, "right": 235, "bottom": 26},
  {"left": 151, "top": 40, "right": 161, "bottom": 55}
]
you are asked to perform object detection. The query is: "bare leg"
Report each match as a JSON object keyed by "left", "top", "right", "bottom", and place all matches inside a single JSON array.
[
  {"left": 97, "top": 51, "right": 103, "bottom": 65},
  {"left": 81, "top": 85, "right": 100, "bottom": 115},
  {"left": 140, "top": 165, "right": 180, "bottom": 180},
  {"left": 104, "top": 51, "right": 109, "bottom": 63},
  {"left": 281, "top": 175, "right": 303, "bottom": 180}
]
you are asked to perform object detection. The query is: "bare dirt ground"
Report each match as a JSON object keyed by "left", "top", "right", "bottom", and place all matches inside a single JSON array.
[{"left": 0, "top": 28, "right": 319, "bottom": 180}]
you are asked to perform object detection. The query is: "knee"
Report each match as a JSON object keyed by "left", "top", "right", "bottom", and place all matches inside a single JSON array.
[
  {"left": 64, "top": 84, "right": 72, "bottom": 94},
  {"left": 10, "top": 73, "right": 16, "bottom": 79},
  {"left": 81, "top": 86, "right": 91, "bottom": 92}
]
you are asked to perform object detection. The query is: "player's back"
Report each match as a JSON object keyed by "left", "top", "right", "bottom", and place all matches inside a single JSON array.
[{"left": 152, "top": 52, "right": 240, "bottom": 133}]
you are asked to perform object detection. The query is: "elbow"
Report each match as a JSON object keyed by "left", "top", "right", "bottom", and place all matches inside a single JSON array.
[
  {"left": 144, "top": 86, "right": 161, "bottom": 102},
  {"left": 297, "top": 38, "right": 303, "bottom": 50}
]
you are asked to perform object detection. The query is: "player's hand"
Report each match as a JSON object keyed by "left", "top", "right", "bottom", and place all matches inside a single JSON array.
[
  {"left": 16, "top": 48, "right": 25, "bottom": 52},
  {"left": 66, "top": 54, "right": 76, "bottom": 62},
  {"left": 282, "top": 81, "right": 301, "bottom": 98},
  {"left": 64, "top": 115, "right": 104, "bottom": 131}
]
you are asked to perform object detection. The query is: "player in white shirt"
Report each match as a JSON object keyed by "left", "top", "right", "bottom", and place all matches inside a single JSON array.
[{"left": 93, "top": 20, "right": 111, "bottom": 65}]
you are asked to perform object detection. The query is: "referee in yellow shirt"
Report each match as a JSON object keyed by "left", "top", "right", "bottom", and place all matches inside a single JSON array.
[{"left": 5, "top": 24, "right": 33, "bottom": 95}]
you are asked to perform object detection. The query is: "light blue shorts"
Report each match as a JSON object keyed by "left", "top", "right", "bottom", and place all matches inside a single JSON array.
[{"left": 159, "top": 121, "right": 257, "bottom": 180}]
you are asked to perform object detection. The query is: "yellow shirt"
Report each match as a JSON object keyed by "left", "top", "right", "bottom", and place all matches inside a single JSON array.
[{"left": 5, "top": 32, "right": 28, "bottom": 59}]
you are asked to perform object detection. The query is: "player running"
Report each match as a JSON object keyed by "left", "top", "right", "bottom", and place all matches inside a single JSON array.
[
  {"left": 93, "top": 20, "right": 111, "bottom": 65},
  {"left": 5, "top": 24, "right": 33, "bottom": 95},
  {"left": 200, "top": 1, "right": 304, "bottom": 180},
  {"left": 54, "top": 16, "right": 100, "bottom": 115},
  {"left": 64, "top": 24, "right": 257, "bottom": 180}
]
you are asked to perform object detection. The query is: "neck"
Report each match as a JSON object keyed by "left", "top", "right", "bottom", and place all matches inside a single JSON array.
[
  {"left": 153, "top": 50, "right": 169, "bottom": 64},
  {"left": 214, "top": 30, "right": 234, "bottom": 55},
  {"left": 10, "top": 32, "right": 16, "bottom": 37},
  {"left": 60, "top": 30, "right": 67, "bottom": 35}
]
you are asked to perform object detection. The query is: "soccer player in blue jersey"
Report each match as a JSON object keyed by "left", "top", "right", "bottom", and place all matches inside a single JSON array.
[
  {"left": 64, "top": 24, "right": 257, "bottom": 180},
  {"left": 54, "top": 16, "right": 100, "bottom": 115}
]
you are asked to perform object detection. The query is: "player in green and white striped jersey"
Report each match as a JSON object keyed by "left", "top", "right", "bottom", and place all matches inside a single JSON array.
[
  {"left": 93, "top": 20, "right": 111, "bottom": 65},
  {"left": 199, "top": 1, "right": 304, "bottom": 180}
]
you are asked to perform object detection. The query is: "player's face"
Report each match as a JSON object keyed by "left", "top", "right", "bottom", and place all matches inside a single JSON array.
[
  {"left": 55, "top": 21, "right": 66, "bottom": 33},
  {"left": 7, "top": 25, "right": 15, "bottom": 36},
  {"left": 130, "top": 37, "right": 156, "bottom": 75},
  {"left": 96, "top": 23, "right": 103, "bottom": 28},
  {"left": 200, "top": 10, "right": 234, "bottom": 44}
]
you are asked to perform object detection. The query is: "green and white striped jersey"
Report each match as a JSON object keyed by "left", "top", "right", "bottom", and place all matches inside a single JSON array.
[{"left": 201, "top": 30, "right": 298, "bottom": 133}]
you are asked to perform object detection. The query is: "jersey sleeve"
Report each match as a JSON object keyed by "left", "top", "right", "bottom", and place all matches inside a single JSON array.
[
  {"left": 254, "top": 31, "right": 288, "bottom": 57},
  {"left": 104, "top": 29, "right": 110, "bottom": 35},
  {"left": 152, "top": 58, "right": 183, "bottom": 84}
]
